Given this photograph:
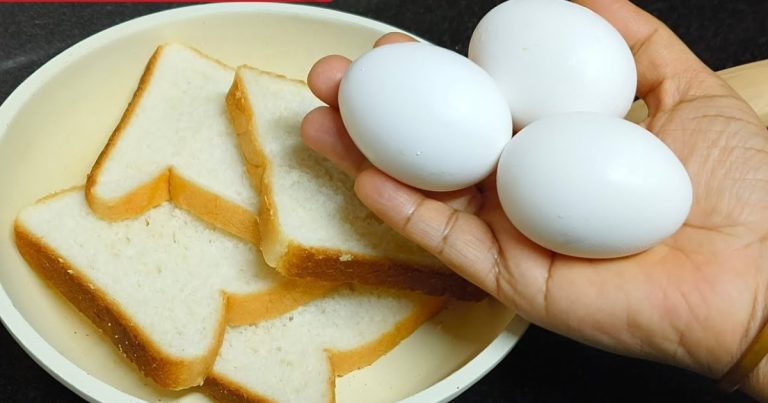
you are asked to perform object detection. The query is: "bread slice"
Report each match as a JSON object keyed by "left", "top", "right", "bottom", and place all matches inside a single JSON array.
[
  {"left": 14, "top": 188, "right": 335, "bottom": 389},
  {"left": 85, "top": 44, "right": 259, "bottom": 244},
  {"left": 226, "top": 66, "right": 484, "bottom": 300},
  {"left": 203, "top": 284, "right": 445, "bottom": 403}
]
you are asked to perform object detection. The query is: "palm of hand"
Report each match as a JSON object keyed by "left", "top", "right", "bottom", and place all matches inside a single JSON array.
[{"left": 477, "top": 84, "right": 768, "bottom": 378}]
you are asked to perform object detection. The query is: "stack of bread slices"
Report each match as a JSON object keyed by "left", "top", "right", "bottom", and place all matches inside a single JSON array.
[{"left": 14, "top": 44, "right": 484, "bottom": 402}]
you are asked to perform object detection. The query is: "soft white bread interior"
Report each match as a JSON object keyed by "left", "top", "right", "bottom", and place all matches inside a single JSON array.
[
  {"left": 86, "top": 44, "right": 259, "bottom": 243},
  {"left": 226, "top": 66, "right": 484, "bottom": 300},
  {"left": 14, "top": 189, "right": 334, "bottom": 389},
  {"left": 203, "top": 284, "right": 445, "bottom": 403}
]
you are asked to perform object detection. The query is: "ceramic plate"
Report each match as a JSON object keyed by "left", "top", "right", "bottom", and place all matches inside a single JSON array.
[{"left": 0, "top": 3, "right": 528, "bottom": 402}]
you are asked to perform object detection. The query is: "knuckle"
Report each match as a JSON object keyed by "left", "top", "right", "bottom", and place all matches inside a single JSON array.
[
  {"left": 435, "top": 209, "right": 461, "bottom": 256},
  {"left": 399, "top": 196, "right": 463, "bottom": 259},
  {"left": 400, "top": 195, "right": 427, "bottom": 235}
]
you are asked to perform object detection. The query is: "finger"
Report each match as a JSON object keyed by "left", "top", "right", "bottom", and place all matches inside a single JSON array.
[
  {"left": 352, "top": 164, "right": 685, "bottom": 369},
  {"left": 425, "top": 188, "right": 484, "bottom": 215},
  {"left": 575, "top": 0, "right": 734, "bottom": 113},
  {"left": 353, "top": 167, "right": 550, "bottom": 301},
  {"left": 307, "top": 33, "right": 415, "bottom": 108},
  {"left": 302, "top": 103, "right": 483, "bottom": 212},
  {"left": 301, "top": 106, "right": 369, "bottom": 177},
  {"left": 373, "top": 32, "right": 418, "bottom": 47},
  {"left": 355, "top": 165, "right": 688, "bottom": 365},
  {"left": 307, "top": 55, "right": 351, "bottom": 109},
  {"left": 354, "top": 167, "right": 502, "bottom": 289}
]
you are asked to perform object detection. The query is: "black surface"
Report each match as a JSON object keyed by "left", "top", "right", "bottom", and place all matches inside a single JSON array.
[{"left": 1, "top": 1, "right": 767, "bottom": 402}]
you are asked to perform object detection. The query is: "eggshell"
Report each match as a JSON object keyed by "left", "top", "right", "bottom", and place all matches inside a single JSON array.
[
  {"left": 469, "top": 0, "right": 637, "bottom": 128},
  {"left": 338, "top": 42, "right": 512, "bottom": 192},
  {"left": 496, "top": 113, "right": 692, "bottom": 258}
]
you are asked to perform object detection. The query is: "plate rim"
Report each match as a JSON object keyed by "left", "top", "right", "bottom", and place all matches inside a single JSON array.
[{"left": 0, "top": 3, "right": 527, "bottom": 402}]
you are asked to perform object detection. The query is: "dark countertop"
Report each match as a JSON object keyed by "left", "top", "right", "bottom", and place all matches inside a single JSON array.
[{"left": 1, "top": 1, "right": 767, "bottom": 402}]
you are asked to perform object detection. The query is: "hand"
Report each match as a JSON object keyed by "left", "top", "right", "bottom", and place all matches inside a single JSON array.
[{"left": 301, "top": 0, "right": 768, "bottom": 398}]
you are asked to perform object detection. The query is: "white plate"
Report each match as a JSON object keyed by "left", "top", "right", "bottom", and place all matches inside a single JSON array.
[{"left": 0, "top": 3, "right": 527, "bottom": 403}]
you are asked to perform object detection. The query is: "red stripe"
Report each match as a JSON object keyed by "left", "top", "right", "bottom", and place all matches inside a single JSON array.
[{"left": 0, "top": 0, "right": 332, "bottom": 3}]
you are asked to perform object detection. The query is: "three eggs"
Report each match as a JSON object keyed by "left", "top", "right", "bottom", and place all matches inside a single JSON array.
[{"left": 337, "top": 0, "right": 692, "bottom": 259}]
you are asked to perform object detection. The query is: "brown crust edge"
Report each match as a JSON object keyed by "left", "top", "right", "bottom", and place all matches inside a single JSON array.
[
  {"left": 226, "top": 69, "right": 286, "bottom": 265},
  {"left": 13, "top": 217, "right": 225, "bottom": 390},
  {"left": 226, "top": 67, "right": 486, "bottom": 301},
  {"left": 280, "top": 244, "right": 485, "bottom": 301},
  {"left": 84, "top": 44, "right": 260, "bottom": 244},
  {"left": 226, "top": 278, "right": 338, "bottom": 326},
  {"left": 201, "top": 372, "right": 275, "bottom": 403},
  {"left": 203, "top": 292, "right": 447, "bottom": 403},
  {"left": 85, "top": 45, "right": 169, "bottom": 220},
  {"left": 328, "top": 293, "right": 447, "bottom": 376},
  {"left": 170, "top": 170, "right": 259, "bottom": 245}
]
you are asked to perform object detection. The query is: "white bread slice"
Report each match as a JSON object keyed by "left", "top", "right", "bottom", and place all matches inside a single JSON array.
[
  {"left": 226, "top": 66, "right": 484, "bottom": 300},
  {"left": 14, "top": 189, "right": 335, "bottom": 390},
  {"left": 203, "top": 285, "right": 445, "bottom": 403},
  {"left": 86, "top": 44, "right": 259, "bottom": 244}
]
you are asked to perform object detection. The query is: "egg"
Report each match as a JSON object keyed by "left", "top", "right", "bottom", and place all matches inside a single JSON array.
[
  {"left": 338, "top": 42, "right": 512, "bottom": 192},
  {"left": 469, "top": 0, "right": 637, "bottom": 128},
  {"left": 496, "top": 113, "right": 692, "bottom": 258}
]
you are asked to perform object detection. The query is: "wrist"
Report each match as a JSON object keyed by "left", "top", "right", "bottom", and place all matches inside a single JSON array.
[
  {"left": 743, "top": 359, "right": 768, "bottom": 401},
  {"left": 718, "top": 280, "right": 768, "bottom": 400}
]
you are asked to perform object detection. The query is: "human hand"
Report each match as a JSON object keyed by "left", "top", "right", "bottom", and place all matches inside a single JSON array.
[{"left": 301, "top": 0, "right": 768, "bottom": 398}]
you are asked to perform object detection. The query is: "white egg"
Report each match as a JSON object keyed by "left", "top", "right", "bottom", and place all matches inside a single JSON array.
[
  {"left": 496, "top": 113, "right": 692, "bottom": 258},
  {"left": 469, "top": 0, "right": 637, "bottom": 128},
  {"left": 338, "top": 42, "right": 512, "bottom": 192}
]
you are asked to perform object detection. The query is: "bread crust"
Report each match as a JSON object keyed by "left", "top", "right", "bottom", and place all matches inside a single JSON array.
[
  {"left": 226, "top": 277, "right": 337, "bottom": 326},
  {"left": 85, "top": 44, "right": 260, "bottom": 244},
  {"left": 327, "top": 292, "right": 446, "bottom": 377},
  {"left": 204, "top": 289, "right": 446, "bottom": 403},
  {"left": 226, "top": 67, "right": 486, "bottom": 301},
  {"left": 15, "top": 187, "right": 338, "bottom": 389},
  {"left": 202, "top": 373, "right": 275, "bottom": 403},
  {"left": 279, "top": 244, "right": 486, "bottom": 300},
  {"left": 14, "top": 220, "right": 224, "bottom": 390},
  {"left": 170, "top": 171, "right": 258, "bottom": 245},
  {"left": 226, "top": 72, "right": 281, "bottom": 262},
  {"left": 85, "top": 45, "right": 165, "bottom": 219}
]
